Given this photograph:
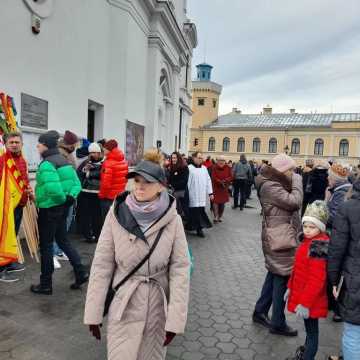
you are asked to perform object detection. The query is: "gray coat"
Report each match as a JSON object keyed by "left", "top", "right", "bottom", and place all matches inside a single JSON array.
[{"left": 256, "top": 166, "right": 303, "bottom": 276}]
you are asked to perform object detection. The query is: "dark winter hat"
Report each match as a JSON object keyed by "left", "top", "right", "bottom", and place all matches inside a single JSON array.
[
  {"left": 127, "top": 160, "right": 166, "bottom": 184},
  {"left": 63, "top": 130, "right": 79, "bottom": 145},
  {"left": 38, "top": 130, "right": 60, "bottom": 149},
  {"left": 103, "top": 139, "right": 118, "bottom": 151}
]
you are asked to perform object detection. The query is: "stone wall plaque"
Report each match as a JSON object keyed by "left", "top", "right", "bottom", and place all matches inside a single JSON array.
[{"left": 21, "top": 93, "right": 48, "bottom": 129}]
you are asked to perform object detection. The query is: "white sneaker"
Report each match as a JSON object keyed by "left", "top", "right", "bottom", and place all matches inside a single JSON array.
[
  {"left": 55, "top": 253, "right": 69, "bottom": 261},
  {"left": 53, "top": 257, "right": 62, "bottom": 269}
]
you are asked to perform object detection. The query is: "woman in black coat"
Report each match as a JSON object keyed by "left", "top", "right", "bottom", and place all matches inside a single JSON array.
[
  {"left": 328, "top": 178, "right": 360, "bottom": 359},
  {"left": 168, "top": 152, "right": 189, "bottom": 218}
]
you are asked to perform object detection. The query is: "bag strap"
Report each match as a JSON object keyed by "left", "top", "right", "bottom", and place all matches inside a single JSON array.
[{"left": 113, "top": 226, "right": 166, "bottom": 293}]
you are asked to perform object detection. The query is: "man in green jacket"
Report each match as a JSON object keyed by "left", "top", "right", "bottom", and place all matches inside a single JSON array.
[{"left": 30, "top": 130, "right": 89, "bottom": 295}]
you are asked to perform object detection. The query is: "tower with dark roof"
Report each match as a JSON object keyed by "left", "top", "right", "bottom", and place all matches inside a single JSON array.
[{"left": 191, "top": 63, "right": 223, "bottom": 130}]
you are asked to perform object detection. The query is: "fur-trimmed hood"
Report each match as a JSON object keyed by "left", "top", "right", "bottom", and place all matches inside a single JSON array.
[{"left": 257, "top": 165, "right": 292, "bottom": 192}]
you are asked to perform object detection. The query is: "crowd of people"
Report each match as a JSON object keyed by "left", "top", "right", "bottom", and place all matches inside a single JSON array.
[
  {"left": 1, "top": 129, "right": 360, "bottom": 359},
  {"left": 252, "top": 153, "right": 360, "bottom": 360}
]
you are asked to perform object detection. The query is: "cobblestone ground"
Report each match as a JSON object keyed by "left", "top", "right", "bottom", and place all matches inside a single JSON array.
[{"left": 0, "top": 196, "right": 341, "bottom": 360}]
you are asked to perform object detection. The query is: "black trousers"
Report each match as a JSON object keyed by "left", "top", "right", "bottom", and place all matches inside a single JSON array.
[
  {"left": 100, "top": 199, "right": 113, "bottom": 224},
  {"left": 78, "top": 192, "right": 102, "bottom": 240},
  {"left": 303, "top": 318, "right": 319, "bottom": 360},
  {"left": 233, "top": 179, "right": 247, "bottom": 209},
  {"left": 38, "top": 205, "right": 84, "bottom": 287}
]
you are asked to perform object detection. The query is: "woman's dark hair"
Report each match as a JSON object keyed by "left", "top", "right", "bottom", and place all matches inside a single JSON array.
[{"left": 170, "top": 151, "right": 186, "bottom": 172}]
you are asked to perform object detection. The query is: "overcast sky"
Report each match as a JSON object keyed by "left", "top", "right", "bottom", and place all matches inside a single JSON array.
[{"left": 188, "top": 0, "right": 360, "bottom": 115}]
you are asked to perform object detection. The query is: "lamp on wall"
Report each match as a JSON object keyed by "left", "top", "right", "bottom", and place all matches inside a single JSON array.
[
  {"left": 284, "top": 145, "right": 289, "bottom": 155},
  {"left": 23, "top": 0, "right": 54, "bottom": 35}
]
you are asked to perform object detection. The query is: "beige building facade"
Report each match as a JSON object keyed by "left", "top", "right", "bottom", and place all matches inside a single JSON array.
[{"left": 190, "top": 65, "right": 360, "bottom": 165}]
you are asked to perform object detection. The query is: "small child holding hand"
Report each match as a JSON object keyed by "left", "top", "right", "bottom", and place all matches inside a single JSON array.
[{"left": 285, "top": 201, "right": 330, "bottom": 360}]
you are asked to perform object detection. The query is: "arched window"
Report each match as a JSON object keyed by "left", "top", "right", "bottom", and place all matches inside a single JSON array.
[
  {"left": 237, "top": 137, "right": 245, "bottom": 152},
  {"left": 339, "top": 139, "right": 349, "bottom": 156},
  {"left": 208, "top": 137, "right": 215, "bottom": 152},
  {"left": 223, "top": 137, "right": 230, "bottom": 152},
  {"left": 268, "top": 138, "right": 277, "bottom": 153},
  {"left": 291, "top": 138, "right": 300, "bottom": 155},
  {"left": 253, "top": 138, "right": 261, "bottom": 153},
  {"left": 314, "top": 138, "right": 324, "bottom": 156}
]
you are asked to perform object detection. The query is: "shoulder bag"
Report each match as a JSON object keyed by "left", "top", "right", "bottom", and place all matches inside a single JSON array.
[
  {"left": 103, "top": 226, "right": 165, "bottom": 317},
  {"left": 263, "top": 214, "right": 298, "bottom": 251}
]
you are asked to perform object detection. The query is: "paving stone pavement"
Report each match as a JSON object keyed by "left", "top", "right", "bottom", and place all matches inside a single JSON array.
[{"left": 0, "top": 195, "right": 342, "bottom": 360}]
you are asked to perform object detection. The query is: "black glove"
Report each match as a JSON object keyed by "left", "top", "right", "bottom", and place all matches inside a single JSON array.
[{"left": 64, "top": 196, "right": 75, "bottom": 207}]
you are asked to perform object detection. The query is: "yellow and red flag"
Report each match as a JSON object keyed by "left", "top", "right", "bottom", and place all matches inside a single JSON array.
[{"left": 0, "top": 152, "right": 25, "bottom": 266}]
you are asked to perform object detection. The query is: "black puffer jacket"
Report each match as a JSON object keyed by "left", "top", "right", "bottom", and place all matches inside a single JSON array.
[{"left": 328, "top": 180, "right": 360, "bottom": 325}]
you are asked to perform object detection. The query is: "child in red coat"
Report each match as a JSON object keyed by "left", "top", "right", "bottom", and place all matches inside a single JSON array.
[{"left": 285, "top": 200, "right": 330, "bottom": 360}]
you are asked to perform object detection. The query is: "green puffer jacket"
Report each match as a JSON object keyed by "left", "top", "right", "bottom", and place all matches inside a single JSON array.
[{"left": 35, "top": 148, "right": 81, "bottom": 209}]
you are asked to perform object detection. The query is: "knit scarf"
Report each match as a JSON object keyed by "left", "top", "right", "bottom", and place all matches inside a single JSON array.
[{"left": 126, "top": 190, "right": 170, "bottom": 233}]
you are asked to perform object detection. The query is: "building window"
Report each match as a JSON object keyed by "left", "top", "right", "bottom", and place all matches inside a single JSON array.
[
  {"left": 268, "top": 138, "right": 277, "bottom": 153},
  {"left": 253, "top": 138, "right": 261, "bottom": 153},
  {"left": 198, "top": 98, "right": 205, "bottom": 106},
  {"left": 223, "top": 137, "right": 230, "bottom": 152},
  {"left": 291, "top": 138, "right": 300, "bottom": 155},
  {"left": 339, "top": 139, "right": 349, "bottom": 156},
  {"left": 208, "top": 137, "right": 215, "bottom": 152},
  {"left": 237, "top": 138, "right": 245, "bottom": 152},
  {"left": 213, "top": 99, "right": 217, "bottom": 108},
  {"left": 314, "top": 138, "right": 324, "bottom": 156}
]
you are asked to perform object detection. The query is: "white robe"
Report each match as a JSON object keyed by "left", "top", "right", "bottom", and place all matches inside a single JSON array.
[{"left": 187, "top": 164, "right": 213, "bottom": 208}]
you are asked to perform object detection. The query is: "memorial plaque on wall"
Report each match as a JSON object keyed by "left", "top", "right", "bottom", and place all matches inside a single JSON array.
[{"left": 21, "top": 93, "right": 48, "bottom": 129}]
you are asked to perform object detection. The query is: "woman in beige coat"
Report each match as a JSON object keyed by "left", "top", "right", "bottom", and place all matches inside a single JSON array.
[
  {"left": 252, "top": 154, "right": 303, "bottom": 337},
  {"left": 84, "top": 152, "right": 190, "bottom": 360}
]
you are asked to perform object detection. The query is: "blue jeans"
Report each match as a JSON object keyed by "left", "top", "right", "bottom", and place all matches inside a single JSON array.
[
  {"left": 255, "top": 271, "right": 288, "bottom": 329},
  {"left": 343, "top": 322, "right": 360, "bottom": 360},
  {"left": 303, "top": 318, "right": 319, "bottom": 360}
]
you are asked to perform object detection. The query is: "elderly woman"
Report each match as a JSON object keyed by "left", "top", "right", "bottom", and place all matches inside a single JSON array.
[
  {"left": 84, "top": 151, "right": 190, "bottom": 360},
  {"left": 211, "top": 156, "right": 233, "bottom": 223},
  {"left": 252, "top": 154, "right": 303, "bottom": 337}
]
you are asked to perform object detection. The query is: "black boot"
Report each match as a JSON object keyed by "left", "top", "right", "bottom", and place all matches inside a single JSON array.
[
  {"left": 70, "top": 269, "right": 89, "bottom": 290},
  {"left": 270, "top": 324, "right": 298, "bottom": 337},
  {"left": 30, "top": 284, "right": 53, "bottom": 295},
  {"left": 196, "top": 229, "right": 205, "bottom": 238},
  {"left": 252, "top": 311, "right": 271, "bottom": 328}
]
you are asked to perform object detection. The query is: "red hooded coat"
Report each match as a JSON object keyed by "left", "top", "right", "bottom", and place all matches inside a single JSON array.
[
  {"left": 287, "top": 233, "right": 329, "bottom": 318},
  {"left": 99, "top": 148, "right": 128, "bottom": 200}
]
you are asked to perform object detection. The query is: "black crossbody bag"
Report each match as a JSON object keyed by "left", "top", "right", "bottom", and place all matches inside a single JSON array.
[{"left": 103, "top": 226, "right": 165, "bottom": 317}]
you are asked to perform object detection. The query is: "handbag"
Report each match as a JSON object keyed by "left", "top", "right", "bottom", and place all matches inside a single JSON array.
[
  {"left": 103, "top": 226, "right": 165, "bottom": 317},
  {"left": 264, "top": 215, "right": 298, "bottom": 252}
]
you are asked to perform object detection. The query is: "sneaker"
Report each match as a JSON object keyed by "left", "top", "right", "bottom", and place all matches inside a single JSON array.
[
  {"left": 53, "top": 257, "right": 62, "bottom": 269},
  {"left": 6, "top": 262, "right": 26, "bottom": 273},
  {"left": 55, "top": 253, "right": 69, "bottom": 261},
  {"left": 0, "top": 270, "right": 19, "bottom": 283}
]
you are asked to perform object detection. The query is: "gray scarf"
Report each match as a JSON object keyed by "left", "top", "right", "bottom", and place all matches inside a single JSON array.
[{"left": 126, "top": 191, "right": 170, "bottom": 233}]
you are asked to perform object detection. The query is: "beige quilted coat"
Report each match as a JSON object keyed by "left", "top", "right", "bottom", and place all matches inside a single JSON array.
[{"left": 84, "top": 193, "right": 190, "bottom": 360}]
